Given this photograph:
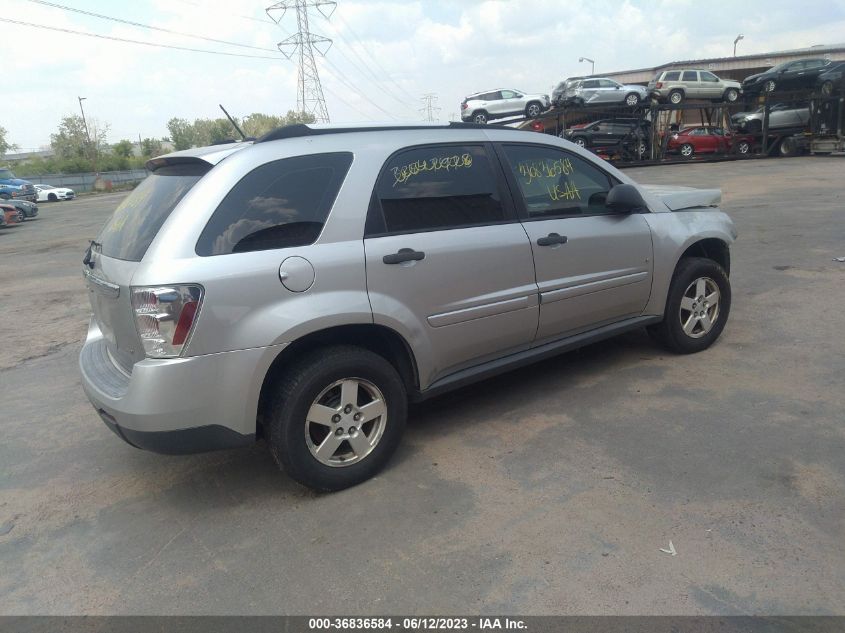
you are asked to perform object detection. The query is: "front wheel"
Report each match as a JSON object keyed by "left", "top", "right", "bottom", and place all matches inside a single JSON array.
[
  {"left": 736, "top": 140, "right": 751, "bottom": 155},
  {"left": 526, "top": 102, "right": 542, "bottom": 118},
  {"left": 820, "top": 80, "right": 834, "bottom": 96},
  {"left": 48, "top": 193, "right": 58, "bottom": 202},
  {"left": 723, "top": 88, "right": 739, "bottom": 103},
  {"left": 764, "top": 80, "right": 776, "bottom": 93},
  {"left": 680, "top": 143, "right": 694, "bottom": 158},
  {"left": 648, "top": 257, "right": 731, "bottom": 354},
  {"left": 266, "top": 345, "right": 407, "bottom": 491},
  {"left": 572, "top": 137, "right": 588, "bottom": 148},
  {"left": 625, "top": 93, "right": 641, "bottom": 106}
]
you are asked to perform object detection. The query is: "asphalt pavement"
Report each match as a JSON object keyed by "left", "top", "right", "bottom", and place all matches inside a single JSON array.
[{"left": 0, "top": 158, "right": 843, "bottom": 615}]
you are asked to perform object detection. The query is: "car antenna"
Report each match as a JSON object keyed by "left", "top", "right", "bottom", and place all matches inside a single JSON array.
[{"left": 219, "top": 104, "right": 248, "bottom": 141}]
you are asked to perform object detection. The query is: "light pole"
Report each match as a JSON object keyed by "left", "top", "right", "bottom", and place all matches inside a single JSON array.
[
  {"left": 579, "top": 56, "right": 595, "bottom": 75},
  {"left": 733, "top": 34, "right": 744, "bottom": 57},
  {"left": 77, "top": 96, "right": 97, "bottom": 177}
]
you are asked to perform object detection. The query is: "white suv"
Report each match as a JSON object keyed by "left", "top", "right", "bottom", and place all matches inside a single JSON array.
[{"left": 461, "top": 89, "right": 550, "bottom": 124}]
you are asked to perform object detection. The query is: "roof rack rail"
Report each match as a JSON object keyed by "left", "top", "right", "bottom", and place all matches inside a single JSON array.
[{"left": 254, "top": 121, "right": 519, "bottom": 143}]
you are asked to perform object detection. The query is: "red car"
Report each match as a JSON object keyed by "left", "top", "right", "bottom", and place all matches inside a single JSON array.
[
  {"left": 667, "top": 126, "right": 755, "bottom": 158},
  {"left": 1, "top": 203, "right": 22, "bottom": 226}
]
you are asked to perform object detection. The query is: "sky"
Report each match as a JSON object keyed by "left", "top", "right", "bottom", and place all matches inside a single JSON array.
[{"left": 4, "top": 0, "right": 845, "bottom": 150}]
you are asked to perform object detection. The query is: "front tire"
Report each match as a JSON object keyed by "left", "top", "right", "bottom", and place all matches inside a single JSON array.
[
  {"left": 680, "top": 143, "right": 694, "bottom": 158},
  {"left": 764, "top": 80, "right": 776, "bottom": 93},
  {"left": 48, "top": 193, "right": 58, "bottom": 202},
  {"left": 572, "top": 136, "right": 588, "bottom": 148},
  {"left": 820, "top": 80, "right": 834, "bottom": 96},
  {"left": 723, "top": 88, "right": 739, "bottom": 103},
  {"left": 266, "top": 345, "right": 407, "bottom": 491},
  {"left": 648, "top": 257, "right": 731, "bottom": 354},
  {"left": 625, "top": 93, "right": 641, "bottom": 106},
  {"left": 736, "top": 140, "right": 751, "bottom": 155}
]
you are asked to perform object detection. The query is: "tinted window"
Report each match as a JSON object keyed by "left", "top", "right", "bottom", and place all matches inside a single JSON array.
[
  {"left": 664, "top": 71, "right": 681, "bottom": 81},
  {"left": 98, "top": 163, "right": 209, "bottom": 261},
  {"left": 196, "top": 152, "right": 352, "bottom": 256},
  {"left": 804, "top": 59, "right": 826, "bottom": 69},
  {"left": 700, "top": 71, "right": 719, "bottom": 82},
  {"left": 502, "top": 145, "right": 615, "bottom": 218},
  {"left": 682, "top": 71, "right": 698, "bottom": 81},
  {"left": 582, "top": 80, "right": 599, "bottom": 89},
  {"left": 373, "top": 145, "right": 506, "bottom": 234},
  {"left": 485, "top": 91, "right": 502, "bottom": 100}
]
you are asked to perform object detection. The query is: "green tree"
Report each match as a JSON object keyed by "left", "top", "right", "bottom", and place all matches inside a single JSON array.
[
  {"left": 167, "top": 117, "right": 195, "bottom": 151},
  {"left": 140, "top": 137, "right": 164, "bottom": 157},
  {"left": 112, "top": 139, "right": 134, "bottom": 158},
  {"left": 50, "top": 115, "right": 109, "bottom": 161},
  {"left": 0, "top": 126, "right": 18, "bottom": 157}
]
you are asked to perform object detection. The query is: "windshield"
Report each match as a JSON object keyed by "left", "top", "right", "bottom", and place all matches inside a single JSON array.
[
  {"left": 0, "top": 169, "right": 15, "bottom": 179},
  {"left": 97, "top": 163, "right": 210, "bottom": 261}
]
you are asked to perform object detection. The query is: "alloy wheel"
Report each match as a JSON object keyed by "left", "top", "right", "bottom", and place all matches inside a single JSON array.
[
  {"left": 681, "top": 143, "right": 693, "bottom": 157},
  {"left": 679, "top": 277, "right": 720, "bottom": 339},
  {"left": 527, "top": 104, "right": 540, "bottom": 117},
  {"left": 305, "top": 378, "right": 387, "bottom": 467},
  {"left": 626, "top": 94, "right": 639, "bottom": 106}
]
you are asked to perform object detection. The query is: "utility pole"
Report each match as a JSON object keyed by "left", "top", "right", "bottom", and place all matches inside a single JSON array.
[
  {"left": 77, "top": 96, "right": 98, "bottom": 176},
  {"left": 733, "top": 34, "right": 744, "bottom": 57},
  {"left": 266, "top": 0, "right": 335, "bottom": 123},
  {"left": 419, "top": 93, "right": 441, "bottom": 122},
  {"left": 578, "top": 57, "right": 595, "bottom": 76}
]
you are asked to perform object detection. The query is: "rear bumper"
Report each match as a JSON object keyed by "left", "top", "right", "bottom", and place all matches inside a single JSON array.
[{"left": 80, "top": 320, "right": 287, "bottom": 454}]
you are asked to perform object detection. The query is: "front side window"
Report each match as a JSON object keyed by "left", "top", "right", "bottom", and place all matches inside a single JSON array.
[
  {"left": 500, "top": 90, "right": 516, "bottom": 99},
  {"left": 599, "top": 80, "right": 619, "bottom": 88},
  {"left": 582, "top": 80, "right": 600, "bottom": 89},
  {"left": 700, "top": 71, "right": 719, "bottom": 82},
  {"left": 682, "top": 71, "right": 698, "bottom": 81},
  {"left": 501, "top": 144, "right": 616, "bottom": 219},
  {"left": 371, "top": 145, "right": 506, "bottom": 235},
  {"left": 196, "top": 152, "right": 352, "bottom": 256}
]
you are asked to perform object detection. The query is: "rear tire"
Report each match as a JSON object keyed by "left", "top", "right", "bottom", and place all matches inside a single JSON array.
[
  {"left": 648, "top": 257, "right": 731, "bottom": 354},
  {"left": 473, "top": 111, "right": 488, "bottom": 125},
  {"left": 669, "top": 90, "right": 684, "bottom": 105},
  {"left": 266, "top": 345, "right": 407, "bottom": 492}
]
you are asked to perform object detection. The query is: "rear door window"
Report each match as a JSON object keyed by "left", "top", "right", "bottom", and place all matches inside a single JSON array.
[
  {"left": 97, "top": 162, "right": 209, "bottom": 261},
  {"left": 196, "top": 152, "right": 352, "bottom": 256},
  {"left": 682, "top": 71, "right": 698, "bottom": 82},
  {"left": 368, "top": 144, "right": 509, "bottom": 235}
]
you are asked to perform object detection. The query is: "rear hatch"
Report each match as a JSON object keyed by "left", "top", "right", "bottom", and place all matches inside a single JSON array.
[{"left": 85, "top": 160, "right": 211, "bottom": 373}]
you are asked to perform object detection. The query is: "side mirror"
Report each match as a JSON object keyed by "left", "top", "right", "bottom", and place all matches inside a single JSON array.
[{"left": 606, "top": 183, "right": 647, "bottom": 213}]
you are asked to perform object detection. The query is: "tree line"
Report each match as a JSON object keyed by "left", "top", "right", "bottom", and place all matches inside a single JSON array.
[{"left": 1, "top": 110, "right": 316, "bottom": 176}]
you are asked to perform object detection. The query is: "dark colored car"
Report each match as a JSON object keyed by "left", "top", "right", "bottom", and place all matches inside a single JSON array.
[
  {"left": 667, "top": 126, "right": 755, "bottom": 157},
  {"left": 743, "top": 58, "right": 832, "bottom": 94},
  {"left": 817, "top": 61, "right": 845, "bottom": 96},
  {"left": 564, "top": 118, "right": 651, "bottom": 155},
  {"left": 1, "top": 199, "right": 38, "bottom": 220},
  {"left": 731, "top": 103, "right": 810, "bottom": 133}
]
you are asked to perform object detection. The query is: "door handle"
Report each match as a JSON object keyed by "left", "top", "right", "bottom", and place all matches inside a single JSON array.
[
  {"left": 383, "top": 248, "right": 425, "bottom": 264},
  {"left": 536, "top": 233, "right": 568, "bottom": 246}
]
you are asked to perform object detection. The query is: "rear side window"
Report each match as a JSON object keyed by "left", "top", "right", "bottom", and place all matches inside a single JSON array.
[
  {"left": 97, "top": 162, "right": 209, "bottom": 262},
  {"left": 664, "top": 71, "right": 681, "bottom": 81},
  {"left": 196, "top": 152, "right": 352, "bottom": 256},
  {"left": 370, "top": 144, "right": 506, "bottom": 235},
  {"left": 682, "top": 71, "right": 698, "bottom": 81}
]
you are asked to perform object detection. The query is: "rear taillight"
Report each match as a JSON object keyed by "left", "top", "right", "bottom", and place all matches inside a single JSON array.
[
  {"left": 461, "top": 102, "right": 468, "bottom": 110},
  {"left": 656, "top": 82, "right": 663, "bottom": 89},
  {"left": 131, "top": 285, "right": 203, "bottom": 358}
]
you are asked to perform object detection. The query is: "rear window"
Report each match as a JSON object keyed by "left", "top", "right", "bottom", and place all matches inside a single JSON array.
[
  {"left": 196, "top": 152, "right": 352, "bottom": 256},
  {"left": 97, "top": 163, "right": 209, "bottom": 261}
]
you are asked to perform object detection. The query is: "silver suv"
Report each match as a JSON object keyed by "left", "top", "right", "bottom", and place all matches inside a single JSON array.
[
  {"left": 461, "top": 89, "right": 550, "bottom": 124},
  {"left": 649, "top": 69, "right": 742, "bottom": 104},
  {"left": 80, "top": 123, "right": 736, "bottom": 491},
  {"left": 560, "top": 78, "right": 649, "bottom": 107}
]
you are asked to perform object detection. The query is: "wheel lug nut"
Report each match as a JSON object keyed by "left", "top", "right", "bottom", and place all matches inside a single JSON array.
[
  {"left": 344, "top": 404, "right": 353, "bottom": 414},
  {"left": 349, "top": 426, "right": 357, "bottom": 435},
  {"left": 354, "top": 412, "right": 361, "bottom": 421},
  {"left": 335, "top": 428, "right": 344, "bottom": 436},
  {"left": 332, "top": 414, "right": 341, "bottom": 423}
]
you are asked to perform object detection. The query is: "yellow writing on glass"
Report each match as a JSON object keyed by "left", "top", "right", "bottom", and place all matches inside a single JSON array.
[
  {"left": 517, "top": 157, "right": 575, "bottom": 185},
  {"left": 392, "top": 153, "right": 473, "bottom": 187},
  {"left": 548, "top": 180, "right": 581, "bottom": 201}
]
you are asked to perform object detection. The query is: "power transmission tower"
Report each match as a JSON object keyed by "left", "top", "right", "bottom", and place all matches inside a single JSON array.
[
  {"left": 266, "top": 0, "right": 335, "bottom": 122},
  {"left": 420, "top": 93, "right": 441, "bottom": 122}
]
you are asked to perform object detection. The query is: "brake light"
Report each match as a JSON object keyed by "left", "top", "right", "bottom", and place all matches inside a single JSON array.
[
  {"left": 656, "top": 82, "right": 663, "bottom": 89},
  {"left": 131, "top": 285, "right": 203, "bottom": 358},
  {"left": 461, "top": 102, "right": 468, "bottom": 110}
]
